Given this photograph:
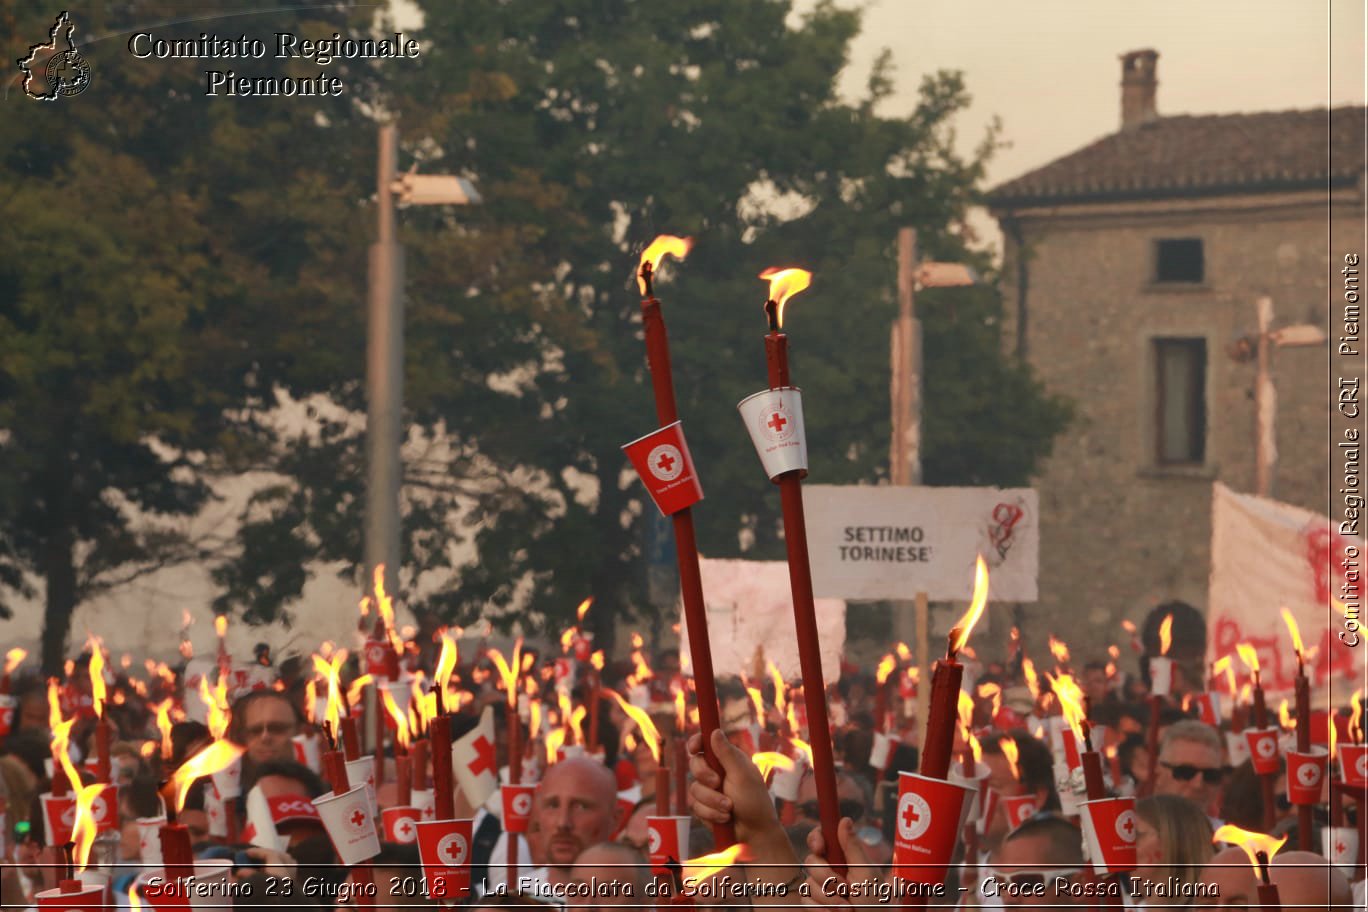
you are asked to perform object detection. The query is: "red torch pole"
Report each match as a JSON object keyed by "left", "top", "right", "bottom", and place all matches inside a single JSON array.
[
  {"left": 638, "top": 250, "right": 733, "bottom": 847},
  {"left": 759, "top": 288, "right": 845, "bottom": 875}
]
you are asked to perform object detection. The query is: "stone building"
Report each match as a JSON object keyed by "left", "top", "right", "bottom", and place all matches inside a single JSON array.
[{"left": 987, "top": 50, "right": 1365, "bottom": 660}]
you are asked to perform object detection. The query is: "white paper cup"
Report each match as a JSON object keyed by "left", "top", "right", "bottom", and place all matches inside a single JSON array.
[
  {"left": 345, "top": 756, "right": 377, "bottom": 816},
  {"left": 292, "top": 733, "right": 322, "bottom": 773},
  {"left": 412, "top": 787, "right": 434, "bottom": 820},
  {"left": 869, "top": 732, "right": 896, "bottom": 769},
  {"left": 313, "top": 785, "right": 381, "bottom": 865},
  {"left": 1226, "top": 730, "right": 1251, "bottom": 767},
  {"left": 210, "top": 756, "right": 242, "bottom": 800},
  {"left": 191, "top": 859, "right": 232, "bottom": 908},
  {"left": 1148, "top": 656, "right": 1173, "bottom": 697},
  {"left": 737, "top": 387, "right": 808, "bottom": 480},
  {"left": 136, "top": 816, "right": 166, "bottom": 864},
  {"left": 1322, "top": 825, "right": 1359, "bottom": 878}
]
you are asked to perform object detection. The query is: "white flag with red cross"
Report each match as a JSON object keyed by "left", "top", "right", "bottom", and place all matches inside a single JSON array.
[{"left": 453, "top": 706, "right": 499, "bottom": 809}]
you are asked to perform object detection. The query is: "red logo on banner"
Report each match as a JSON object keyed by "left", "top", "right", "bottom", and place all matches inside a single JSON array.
[{"left": 623, "top": 422, "right": 704, "bottom": 516}]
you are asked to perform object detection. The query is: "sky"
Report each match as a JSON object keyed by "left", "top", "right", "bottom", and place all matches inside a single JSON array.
[{"left": 805, "top": 0, "right": 1365, "bottom": 209}]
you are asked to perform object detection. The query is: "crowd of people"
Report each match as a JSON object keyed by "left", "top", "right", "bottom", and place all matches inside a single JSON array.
[{"left": 0, "top": 598, "right": 1362, "bottom": 909}]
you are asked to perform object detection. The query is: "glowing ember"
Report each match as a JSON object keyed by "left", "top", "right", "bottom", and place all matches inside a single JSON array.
[
  {"left": 1001, "top": 737, "right": 1021, "bottom": 781},
  {"left": 758, "top": 267, "right": 812, "bottom": 328},
  {"left": 1107, "top": 645, "right": 1120, "bottom": 660},
  {"left": 172, "top": 741, "right": 244, "bottom": 813},
  {"left": 948, "top": 556, "right": 990, "bottom": 657},
  {"left": 604, "top": 688, "right": 662, "bottom": 762},
  {"left": 3, "top": 648, "right": 26, "bottom": 676},
  {"left": 1212, "top": 824, "right": 1286, "bottom": 878},
  {"left": 577, "top": 597, "right": 593, "bottom": 624},
  {"left": 637, "top": 235, "right": 693, "bottom": 295},
  {"left": 1158, "top": 614, "right": 1173, "bottom": 656},
  {"left": 683, "top": 843, "right": 748, "bottom": 882},
  {"left": 751, "top": 752, "right": 796, "bottom": 780},
  {"left": 1280, "top": 607, "right": 1304, "bottom": 661}
]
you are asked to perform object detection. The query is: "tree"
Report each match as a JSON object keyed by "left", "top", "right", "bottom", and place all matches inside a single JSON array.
[
  {"left": 0, "top": 0, "right": 376, "bottom": 671},
  {"left": 245, "top": 0, "right": 1069, "bottom": 639}
]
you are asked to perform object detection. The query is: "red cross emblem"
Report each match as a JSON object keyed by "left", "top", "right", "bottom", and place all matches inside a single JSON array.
[
  {"left": 468, "top": 734, "right": 496, "bottom": 777},
  {"left": 1116, "top": 810, "right": 1137, "bottom": 842},
  {"left": 896, "top": 792, "right": 931, "bottom": 841},
  {"left": 657, "top": 452, "right": 675, "bottom": 473},
  {"left": 437, "top": 832, "right": 468, "bottom": 866},
  {"left": 1336, "top": 840, "right": 1347, "bottom": 856},
  {"left": 350, "top": 809, "right": 367, "bottom": 829},
  {"left": 394, "top": 818, "right": 414, "bottom": 840},
  {"left": 767, "top": 412, "right": 787, "bottom": 432}
]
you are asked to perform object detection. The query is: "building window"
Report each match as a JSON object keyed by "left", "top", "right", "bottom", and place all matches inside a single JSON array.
[
  {"left": 1154, "top": 338, "right": 1207, "bottom": 465},
  {"left": 1154, "top": 238, "right": 1204, "bottom": 283}
]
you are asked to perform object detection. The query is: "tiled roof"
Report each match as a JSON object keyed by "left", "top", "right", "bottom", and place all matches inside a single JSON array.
[{"left": 988, "top": 106, "right": 1365, "bottom": 207}]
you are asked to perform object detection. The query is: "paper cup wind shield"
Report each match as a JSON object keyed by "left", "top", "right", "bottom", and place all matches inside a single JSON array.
[{"left": 738, "top": 387, "right": 808, "bottom": 480}]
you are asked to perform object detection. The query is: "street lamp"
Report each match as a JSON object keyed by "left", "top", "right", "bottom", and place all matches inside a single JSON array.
[
  {"left": 889, "top": 226, "right": 979, "bottom": 734},
  {"left": 367, "top": 124, "right": 480, "bottom": 599},
  {"left": 1227, "top": 295, "right": 1326, "bottom": 498}
]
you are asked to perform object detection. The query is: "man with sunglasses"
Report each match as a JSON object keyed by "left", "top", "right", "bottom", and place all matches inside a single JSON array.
[
  {"left": 1152, "top": 720, "right": 1225, "bottom": 817},
  {"left": 230, "top": 691, "right": 303, "bottom": 767},
  {"left": 980, "top": 814, "right": 1085, "bottom": 907}
]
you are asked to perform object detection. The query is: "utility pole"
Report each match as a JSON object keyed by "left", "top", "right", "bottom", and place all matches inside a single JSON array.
[{"left": 1245, "top": 295, "right": 1325, "bottom": 498}]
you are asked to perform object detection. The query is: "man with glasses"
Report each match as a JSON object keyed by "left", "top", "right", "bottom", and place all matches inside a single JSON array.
[
  {"left": 1152, "top": 720, "right": 1225, "bottom": 817},
  {"left": 980, "top": 814, "right": 1084, "bottom": 908},
  {"left": 230, "top": 691, "right": 303, "bottom": 767}
]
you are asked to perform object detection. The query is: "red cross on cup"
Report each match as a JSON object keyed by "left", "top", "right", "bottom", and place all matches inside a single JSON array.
[
  {"left": 350, "top": 809, "right": 367, "bottom": 829},
  {"left": 767, "top": 412, "right": 787, "bottom": 432}
]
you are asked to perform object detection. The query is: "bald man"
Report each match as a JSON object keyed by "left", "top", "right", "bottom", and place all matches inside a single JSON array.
[
  {"left": 569, "top": 842, "right": 651, "bottom": 910},
  {"left": 1206, "top": 847, "right": 1353, "bottom": 909}
]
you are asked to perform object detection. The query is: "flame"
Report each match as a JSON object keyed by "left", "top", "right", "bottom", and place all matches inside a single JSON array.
[
  {"left": 622, "top": 731, "right": 637, "bottom": 753},
  {"left": 1212, "top": 825, "right": 1286, "bottom": 876},
  {"left": 529, "top": 700, "right": 542, "bottom": 739},
  {"left": 570, "top": 705, "right": 587, "bottom": 746},
  {"left": 876, "top": 654, "right": 897, "bottom": 685},
  {"left": 171, "top": 741, "right": 244, "bottom": 813},
  {"left": 155, "top": 700, "right": 174, "bottom": 758},
  {"left": 560, "top": 628, "right": 575, "bottom": 654},
  {"left": 546, "top": 726, "right": 566, "bottom": 763},
  {"left": 1049, "top": 635, "right": 1071, "bottom": 668},
  {"left": 199, "top": 676, "right": 230, "bottom": 741},
  {"left": 372, "top": 565, "right": 395, "bottom": 628},
  {"left": 747, "top": 686, "right": 765, "bottom": 724},
  {"left": 752, "top": 752, "right": 796, "bottom": 780},
  {"left": 591, "top": 650, "right": 605, "bottom": 671},
  {"left": 786, "top": 698, "right": 801, "bottom": 737},
  {"left": 604, "top": 689, "right": 662, "bottom": 762},
  {"left": 1280, "top": 607, "right": 1304, "bottom": 660},
  {"left": 790, "top": 737, "right": 814, "bottom": 768},
  {"left": 676, "top": 689, "right": 687, "bottom": 731},
  {"left": 1329, "top": 713, "right": 1339, "bottom": 759},
  {"left": 88, "top": 638, "right": 107, "bottom": 717},
  {"left": 1351, "top": 690, "right": 1364, "bottom": 742},
  {"left": 1238, "top": 683, "right": 1253, "bottom": 705},
  {"left": 767, "top": 662, "right": 787, "bottom": 718},
  {"left": 140, "top": 741, "right": 157, "bottom": 759},
  {"left": 489, "top": 639, "right": 524, "bottom": 707},
  {"left": 637, "top": 235, "right": 693, "bottom": 295},
  {"left": 1107, "top": 644, "right": 1121, "bottom": 660},
  {"left": 947, "top": 556, "right": 990, "bottom": 657},
  {"left": 968, "top": 731, "right": 982, "bottom": 765},
  {"left": 577, "top": 597, "right": 593, "bottom": 624},
  {"left": 1052, "top": 673, "right": 1089, "bottom": 743},
  {"left": 3, "top": 648, "right": 26, "bottom": 676},
  {"left": 758, "top": 267, "right": 812, "bottom": 328},
  {"left": 71, "top": 778, "right": 106, "bottom": 869},
  {"left": 683, "top": 843, "right": 748, "bottom": 883},
  {"left": 1236, "top": 643, "right": 1261, "bottom": 677},
  {"left": 47, "top": 677, "right": 63, "bottom": 731},
  {"left": 434, "top": 633, "right": 458, "bottom": 699},
  {"left": 304, "top": 679, "right": 318, "bottom": 725},
  {"left": 214, "top": 615, "right": 227, "bottom": 638},
  {"left": 1158, "top": 614, "right": 1174, "bottom": 656},
  {"left": 1121, "top": 620, "right": 1137, "bottom": 634},
  {"left": 313, "top": 653, "right": 344, "bottom": 737},
  {"left": 1278, "top": 699, "right": 1292, "bottom": 730},
  {"left": 1022, "top": 658, "right": 1040, "bottom": 700},
  {"left": 958, "top": 690, "right": 975, "bottom": 731},
  {"left": 381, "top": 688, "right": 411, "bottom": 751},
  {"left": 978, "top": 682, "right": 1003, "bottom": 719},
  {"left": 52, "top": 719, "right": 81, "bottom": 792},
  {"left": 896, "top": 642, "right": 912, "bottom": 662},
  {"left": 347, "top": 674, "right": 373, "bottom": 710},
  {"left": 629, "top": 637, "right": 653, "bottom": 684},
  {"left": 1001, "top": 737, "right": 1021, "bottom": 780}
]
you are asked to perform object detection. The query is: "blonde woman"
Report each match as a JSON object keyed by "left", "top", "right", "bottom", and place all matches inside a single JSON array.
[{"left": 1133, "top": 794, "right": 1215, "bottom": 907}]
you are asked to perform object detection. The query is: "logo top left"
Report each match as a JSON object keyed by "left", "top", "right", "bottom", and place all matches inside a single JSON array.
[{"left": 18, "top": 11, "right": 91, "bottom": 101}]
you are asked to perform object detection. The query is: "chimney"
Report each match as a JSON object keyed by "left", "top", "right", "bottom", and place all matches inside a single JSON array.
[{"left": 1119, "top": 49, "right": 1158, "bottom": 129}]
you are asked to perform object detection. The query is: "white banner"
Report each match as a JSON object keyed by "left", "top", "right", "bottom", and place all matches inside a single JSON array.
[
  {"left": 803, "top": 485, "right": 1038, "bottom": 601},
  {"left": 1207, "top": 482, "right": 1361, "bottom": 697},
  {"left": 679, "top": 559, "right": 844, "bottom": 682}
]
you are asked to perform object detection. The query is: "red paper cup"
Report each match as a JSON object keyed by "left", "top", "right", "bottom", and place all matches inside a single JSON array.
[
  {"left": 382, "top": 806, "right": 421, "bottom": 844},
  {"left": 415, "top": 817, "right": 474, "bottom": 900},
  {"left": 1191, "top": 693, "right": 1220, "bottom": 727},
  {"left": 1340, "top": 743, "right": 1368, "bottom": 787},
  {"left": 1081, "top": 796, "right": 1138, "bottom": 874},
  {"left": 35, "top": 879, "right": 106, "bottom": 910},
  {"left": 892, "top": 772, "right": 971, "bottom": 887},
  {"left": 949, "top": 764, "right": 989, "bottom": 826},
  {"left": 1286, "top": 749, "right": 1328, "bottom": 805},
  {"left": 313, "top": 785, "right": 380, "bottom": 865},
  {"left": 40, "top": 792, "right": 76, "bottom": 846},
  {"left": 0, "top": 694, "right": 14, "bottom": 739},
  {"left": 1148, "top": 656, "right": 1173, "bottom": 697},
  {"left": 646, "top": 815, "right": 691, "bottom": 877},
  {"left": 738, "top": 387, "right": 808, "bottom": 480},
  {"left": 1000, "top": 793, "right": 1040, "bottom": 831},
  {"left": 364, "top": 638, "right": 391, "bottom": 677},
  {"left": 1244, "top": 728, "right": 1281, "bottom": 775},
  {"left": 622, "top": 421, "right": 706, "bottom": 516},
  {"left": 1322, "top": 825, "right": 1359, "bottom": 877},
  {"left": 501, "top": 784, "right": 535, "bottom": 834}
]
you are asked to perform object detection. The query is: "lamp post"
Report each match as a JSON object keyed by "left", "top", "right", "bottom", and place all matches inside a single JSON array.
[
  {"left": 365, "top": 123, "right": 480, "bottom": 598},
  {"left": 1230, "top": 296, "right": 1325, "bottom": 498},
  {"left": 889, "top": 227, "right": 977, "bottom": 732}
]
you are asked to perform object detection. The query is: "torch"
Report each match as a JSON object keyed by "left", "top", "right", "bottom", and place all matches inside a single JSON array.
[
  {"left": 164, "top": 742, "right": 245, "bottom": 881},
  {"left": 1238, "top": 644, "right": 1279, "bottom": 831},
  {"left": 920, "top": 558, "right": 990, "bottom": 780},
  {"left": 631, "top": 235, "right": 732, "bottom": 845},
  {"left": 1277, "top": 609, "right": 1320, "bottom": 850},
  {"left": 736, "top": 266, "right": 849, "bottom": 871},
  {"left": 88, "top": 643, "right": 112, "bottom": 785},
  {"left": 490, "top": 640, "right": 524, "bottom": 886},
  {"left": 1212, "top": 825, "right": 1286, "bottom": 912},
  {"left": 1141, "top": 613, "right": 1173, "bottom": 798}
]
